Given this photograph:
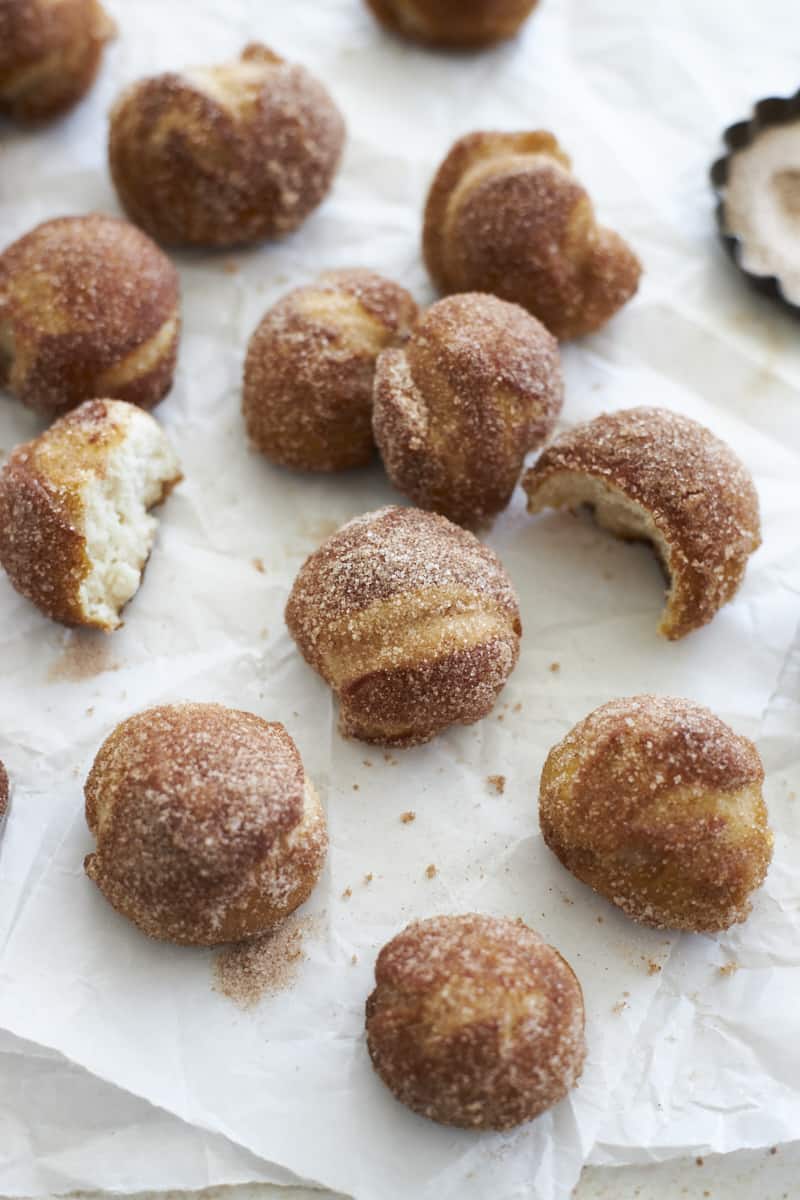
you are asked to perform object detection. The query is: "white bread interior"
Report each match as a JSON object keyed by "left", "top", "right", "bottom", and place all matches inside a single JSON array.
[{"left": 78, "top": 405, "right": 181, "bottom": 629}]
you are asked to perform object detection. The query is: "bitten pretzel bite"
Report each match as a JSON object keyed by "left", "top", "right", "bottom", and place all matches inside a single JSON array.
[
  {"left": 285, "top": 506, "right": 522, "bottom": 747},
  {"left": 243, "top": 270, "right": 418, "bottom": 472},
  {"left": 364, "top": 0, "right": 539, "bottom": 47},
  {"left": 366, "top": 914, "right": 585, "bottom": 1130},
  {"left": 423, "top": 131, "right": 641, "bottom": 339},
  {"left": 539, "top": 696, "right": 772, "bottom": 932},
  {"left": 0, "top": 0, "right": 115, "bottom": 122},
  {"left": 108, "top": 43, "right": 346, "bottom": 248},
  {"left": 373, "top": 292, "right": 563, "bottom": 526},
  {"left": 85, "top": 703, "right": 327, "bottom": 946},
  {"left": 0, "top": 399, "right": 181, "bottom": 630},
  {"left": 0, "top": 214, "right": 180, "bottom": 414},
  {"left": 522, "top": 407, "right": 761, "bottom": 640}
]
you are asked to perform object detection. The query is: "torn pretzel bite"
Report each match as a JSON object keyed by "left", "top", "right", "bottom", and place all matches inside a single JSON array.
[
  {"left": 523, "top": 407, "right": 760, "bottom": 640},
  {"left": 0, "top": 399, "right": 181, "bottom": 630}
]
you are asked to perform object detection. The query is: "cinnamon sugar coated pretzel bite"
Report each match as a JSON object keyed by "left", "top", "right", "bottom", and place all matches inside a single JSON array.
[
  {"left": 373, "top": 292, "right": 563, "bottom": 525},
  {"left": 364, "top": 0, "right": 539, "bottom": 47},
  {"left": 539, "top": 696, "right": 772, "bottom": 932},
  {"left": 423, "top": 131, "right": 641, "bottom": 339},
  {"left": 0, "top": 400, "right": 181, "bottom": 630},
  {"left": 84, "top": 704, "right": 327, "bottom": 946},
  {"left": 0, "top": 0, "right": 115, "bottom": 121},
  {"left": 285, "top": 506, "right": 521, "bottom": 747},
  {"left": 108, "top": 43, "right": 346, "bottom": 248},
  {"left": 0, "top": 215, "right": 180, "bottom": 414},
  {"left": 522, "top": 407, "right": 761, "bottom": 640},
  {"left": 243, "top": 270, "right": 418, "bottom": 472},
  {"left": 366, "top": 914, "right": 585, "bottom": 1129}
]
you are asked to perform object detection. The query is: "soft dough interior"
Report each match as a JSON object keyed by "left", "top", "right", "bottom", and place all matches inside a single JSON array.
[
  {"left": 78, "top": 414, "right": 180, "bottom": 629},
  {"left": 528, "top": 470, "right": 674, "bottom": 598}
]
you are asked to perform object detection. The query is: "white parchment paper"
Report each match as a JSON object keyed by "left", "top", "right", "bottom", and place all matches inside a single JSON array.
[{"left": 1, "top": 2, "right": 800, "bottom": 1198}]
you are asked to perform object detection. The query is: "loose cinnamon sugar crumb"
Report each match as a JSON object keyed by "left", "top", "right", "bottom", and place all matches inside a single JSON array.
[
  {"left": 696, "top": 1157, "right": 704, "bottom": 1167},
  {"left": 400, "top": 810, "right": 416, "bottom": 824},
  {"left": 549, "top": 662, "right": 561, "bottom": 673},
  {"left": 363, "top": 873, "right": 373, "bottom": 885},
  {"left": 487, "top": 774, "right": 506, "bottom": 794},
  {"left": 341, "top": 887, "right": 352, "bottom": 900},
  {"left": 351, "top": 953, "right": 358, "bottom": 965},
  {"left": 213, "top": 913, "right": 318, "bottom": 1009},
  {"left": 513, "top": 702, "right": 522, "bottom": 713},
  {"left": 353, "top": 784, "right": 360, "bottom": 792},
  {"left": 48, "top": 633, "right": 118, "bottom": 681},
  {"left": 223, "top": 260, "right": 239, "bottom": 274},
  {"left": 719, "top": 960, "right": 739, "bottom": 977},
  {"left": 252, "top": 557, "right": 265, "bottom": 574},
  {"left": 425, "top": 863, "right": 437, "bottom": 879},
  {"left": 612, "top": 998, "right": 628, "bottom": 1015},
  {"left": 383, "top": 753, "right": 398, "bottom": 766},
  {"left": 647, "top": 960, "right": 662, "bottom": 976}
]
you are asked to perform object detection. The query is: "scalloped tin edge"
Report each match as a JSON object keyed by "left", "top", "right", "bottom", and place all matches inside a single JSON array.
[{"left": 710, "top": 87, "right": 800, "bottom": 317}]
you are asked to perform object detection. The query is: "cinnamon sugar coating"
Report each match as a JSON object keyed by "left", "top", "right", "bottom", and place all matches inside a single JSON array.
[
  {"left": 423, "top": 131, "right": 641, "bottom": 339},
  {"left": 285, "top": 505, "right": 522, "bottom": 747},
  {"left": 0, "top": 760, "right": 7, "bottom": 820},
  {"left": 373, "top": 292, "right": 563, "bottom": 526},
  {"left": 539, "top": 696, "right": 772, "bottom": 932},
  {"left": 84, "top": 703, "right": 328, "bottom": 946},
  {"left": 0, "top": 214, "right": 180, "bottom": 413},
  {"left": 0, "top": 0, "right": 115, "bottom": 121},
  {"left": 523, "top": 406, "right": 761, "bottom": 640},
  {"left": 364, "top": 0, "right": 539, "bottom": 47},
  {"left": 108, "top": 44, "right": 346, "bottom": 248},
  {"left": 243, "top": 269, "right": 418, "bottom": 472},
  {"left": 366, "top": 913, "right": 585, "bottom": 1130}
]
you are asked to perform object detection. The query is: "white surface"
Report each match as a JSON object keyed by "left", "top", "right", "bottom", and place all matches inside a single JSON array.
[{"left": 2, "top": 1, "right": 800, "bottom": 1198}]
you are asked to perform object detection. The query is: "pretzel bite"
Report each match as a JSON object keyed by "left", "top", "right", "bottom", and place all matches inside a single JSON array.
[
  {"left": 0, "top": 760, "right": 8, "bottom": 821},
  {"left": 522, "top": 406, "right": 761, "bottom": 640},
  {"left": 243, "top": 270, "right": 418, "bottom": 472},
  {"left": 0, "top": 214, "right": 180, "bottom": 414},
  {"left": 539, "top": 696, "right": 772, "bottom": 932},
  {"left": 285, "top": 505, "right": 522, "bottom": 747},
  {"left": 423, "top": 131, "right": 641, "bottom": 339},
  {"left": 0, "top": 0, "right": 115, "bottom": 121},
  {"left": 108, "top": 43, "right": 345, "bottom": 248},
  {"left": 366, "top": 914, "right": 585, "bottom": 1129},
  {"left": 364, "top": 0, "right": 539, "bottom": 47},
  {"left": 373, "top": 292, "right": 563, "bottom": 525},
  {"left": 84, "top": 703, "right": 327, "bottom": 946},
  {"left": 0, "top": 399, "right": 181, "bottom": 630}
]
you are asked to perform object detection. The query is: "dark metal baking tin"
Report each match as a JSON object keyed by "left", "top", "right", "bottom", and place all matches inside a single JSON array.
[{"left": 710, "top": 87, "right": 800, "bottom": 317}]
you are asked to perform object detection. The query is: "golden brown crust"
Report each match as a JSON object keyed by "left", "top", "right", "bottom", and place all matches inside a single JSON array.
[
  {"left": 365, "top": 913, "right": 585, "bottom": 1130},
  {"left": 243, "top": 269, "right": 418, "bottom": 472},
  {"left": 285, "top": 505, "right": 522, "bottom": 746},
  {"left": 522, "top": 406, "right": 761, "bottom": 640},
  {"left": 108, "top": 43, "right": 346, "bottom": 248},
  {"left": 373, "top": 292, "right": 563, "bottom": 525},
  {"left": 0, "top": 759, "right": 8, "bottom": 820},
  {"left": 0, "top": 0, "right": 115, "bottom": 121},
  {"left": 84, "top": 703, "right": 328, "bottom": 946},
  {"left": 0, "top": 399, "right": 181, "bottom": 628},
  {"left": 423, "top": 131, "right": 641, "bottom": 339},
  {"left": 539, "top": 696, "right": 772, "bottom": 932},
  {"left": 364, "top": 0, "right": 538, "bottom": 47},
  {"left": 0, "top": 214, "right": 180, "bottom": 413}
]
